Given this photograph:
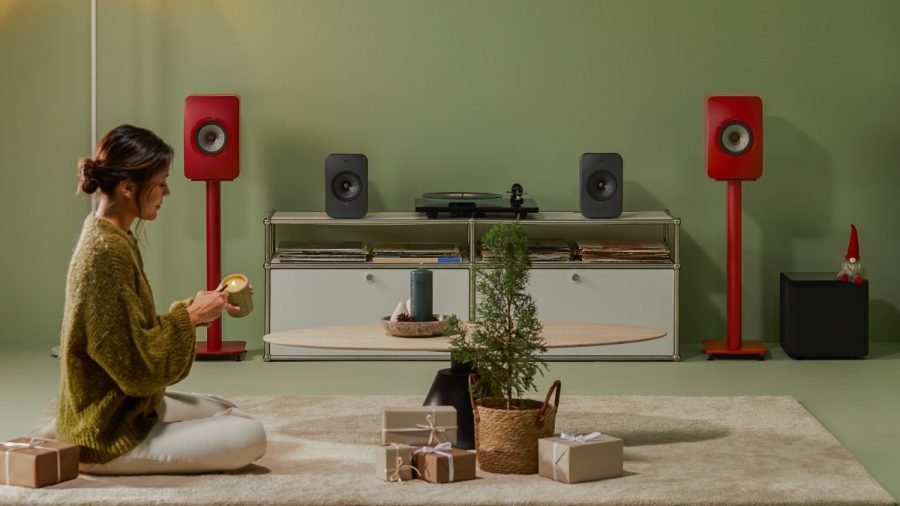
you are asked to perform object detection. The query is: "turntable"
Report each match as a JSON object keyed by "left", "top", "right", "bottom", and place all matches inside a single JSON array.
[{"left": 415, "top": 184, "right": 538, "bottom": 219}]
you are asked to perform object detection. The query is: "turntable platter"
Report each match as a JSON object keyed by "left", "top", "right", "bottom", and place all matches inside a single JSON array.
[{"left": 422, "top": 192, "right": 501, "bottom": 200}]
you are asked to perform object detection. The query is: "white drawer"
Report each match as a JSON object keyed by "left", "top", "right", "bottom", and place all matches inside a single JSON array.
[{"left": 528, "top": 269, "right": 677, "bottom": 358}]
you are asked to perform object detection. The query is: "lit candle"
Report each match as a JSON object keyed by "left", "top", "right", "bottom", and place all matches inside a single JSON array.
[{"left": 410, "top": 268, "right": 433, "bottom": 322}]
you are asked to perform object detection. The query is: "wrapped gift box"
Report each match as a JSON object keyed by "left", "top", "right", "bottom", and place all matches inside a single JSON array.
[
  {"left": 375, "top": 443, "right": 415, "bottom": 482},
  {"left": 381, "top": 406, "right": 457, "bottom": 446},
  {"left": 538, "top": 433, "right": 623, "bottom": 484},
  {"left": 1, "top": 438, "right": 80, "bottom": 488},
  {"left": 412, "top": 444, "right": 476, "bottom": 483}
]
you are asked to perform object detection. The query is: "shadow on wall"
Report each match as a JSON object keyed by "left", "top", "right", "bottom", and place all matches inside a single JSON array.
[
  {"left": 260, "top": 131, "right": 386, "bottom": 214},
  {"left": 878, "top": 141, "right": 900, "bottom": 343},
  {"left": 744, "top": 115, "right": 834, "bottom": 342},
  {"left": 260, "top": 129, "right": 324, "bottom": 212},
  {"left": 870, "top": 300, "right": 900, "bottom": 343},
  {"left": 628, "top": 182, "right": 725, "bottom": 343}
]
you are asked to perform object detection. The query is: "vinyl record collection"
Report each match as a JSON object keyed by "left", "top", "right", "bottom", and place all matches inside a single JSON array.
[
  {"left": 480, "top": 238, "right": 671, "bottom": 264},
  {"left": 371, "top": 243, "right": 463, "bottom": 264},
  {"left": 526, "top": 239, "right": 573, "bottom": 262},
  {"left": 273, "top": 240, "right": 670, "bottom": 264},
  {"left": 576, "top": 239, "right": 672, "bottom": 263},
  {"left": 273, "top": 241, "right": 369, "bottom": 263}
]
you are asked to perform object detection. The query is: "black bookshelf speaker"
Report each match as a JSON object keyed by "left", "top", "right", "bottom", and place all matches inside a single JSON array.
[
  {"left": 580, "top": 153, "right": 623, "bottom": 219},
  {"left": 325, "top": 153, "right": 368, "bottom": 218}
]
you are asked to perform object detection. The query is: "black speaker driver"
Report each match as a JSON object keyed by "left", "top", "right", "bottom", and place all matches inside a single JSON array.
[
  {"left": 718, "top": 121, "right": 752, "bottom": 155},
  {"left": 332, "top": 171, "right": 362, "bottom": 202},
  {"left": 586, "top": 170, "right": 618, "bottom": 201},
  {"left": 195, "top": 121, "right": 228, "bottom": 155}
]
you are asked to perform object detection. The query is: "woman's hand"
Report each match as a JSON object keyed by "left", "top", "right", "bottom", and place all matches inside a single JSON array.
[{"left": 187, "top": 290, "right": 234, "bottom": 327}]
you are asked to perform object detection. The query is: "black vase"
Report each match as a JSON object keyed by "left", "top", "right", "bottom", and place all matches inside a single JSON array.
[{"left": 423, "top": 361, "right": 475, "bottom": 449}]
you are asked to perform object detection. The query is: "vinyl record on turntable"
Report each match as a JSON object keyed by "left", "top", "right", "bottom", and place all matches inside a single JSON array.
[
  {"left": 421, "top": 192, "right": 501, "bottom": 201},
  {"left": 416, "top": 190, "right": 538, "bottom": 219}
]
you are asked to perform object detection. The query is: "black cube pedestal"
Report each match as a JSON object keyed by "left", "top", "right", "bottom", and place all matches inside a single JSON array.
[{"left": 780, "top": 272, "right": 868, "bottom": 359}]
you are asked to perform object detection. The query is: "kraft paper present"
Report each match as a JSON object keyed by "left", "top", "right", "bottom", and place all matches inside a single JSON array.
[
  {"left": 0, "top": 438, "right": 80, "bottom": 488},
  {"left": 381, "top": 406, "right": 457, "bottom": 446},
  {"left": 538, "top": 433, "right": 623, "bottom": 484},
  {"left": 411, "top": 443, "right": 476, "bottom": 484},
  {"left": 375, "top": 443, "right": 416, "bottom": 482}
]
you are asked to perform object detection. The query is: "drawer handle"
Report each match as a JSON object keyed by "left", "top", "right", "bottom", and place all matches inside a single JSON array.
[
  {"left": 571, "top": 273, "right": 581, "bottom": 283},
  {"left": 365, "top": 273, "right": 375, "bottom": 283}
]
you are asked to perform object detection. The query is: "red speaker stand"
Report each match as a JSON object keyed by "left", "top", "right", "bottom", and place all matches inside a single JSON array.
[
  {"left": 704, "top": 181, "right": 767, "bottom": 360},
  {"left": 194, "top": 181, "right": 246, "bottom": 361},
  {"left": 703, "top": 339, "right": 767, "bottom": 359},
  {"left": 196, "top": 340, "right": 246, "bottom": 360}
]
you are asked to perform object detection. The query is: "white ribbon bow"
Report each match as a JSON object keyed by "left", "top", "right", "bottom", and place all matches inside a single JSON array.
[
  {"left": 560, "top": 431, "right": 602, "bottom": 443},
  {"left": 415, "top": 413, "right": 451, "bottom": 445},
  {"left": 552, "top": 432, "right": 602, "bottom": 482},
  {"left": 1, "top": 438, "right": 62, "bottom": 486},
  {"left": 414, "top": 442, "right": 455, "bottom": 482},
  {"left": 385, "top": 455, "right": 421, "bottom": 483}
]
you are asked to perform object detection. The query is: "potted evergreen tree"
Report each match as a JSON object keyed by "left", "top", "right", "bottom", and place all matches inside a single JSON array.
[{"left": 446, "top": 221, "right": 561, "bottom": 474}]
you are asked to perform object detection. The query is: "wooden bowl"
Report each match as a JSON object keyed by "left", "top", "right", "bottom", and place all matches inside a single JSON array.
[{"left": 381, "top": 314, "right": 449, "bottom": 338}]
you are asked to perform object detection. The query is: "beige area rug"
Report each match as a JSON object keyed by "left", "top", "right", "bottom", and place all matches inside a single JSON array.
[{"left": 1, "top": 395, "right": 894, "bottom": 506}]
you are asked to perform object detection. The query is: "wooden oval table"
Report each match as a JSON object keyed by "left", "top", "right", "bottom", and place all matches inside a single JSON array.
[
  {"left": 264, "top": 321, "right": 665, "bottom": 352},
  {"left": 264, "top": 321, "right": 666, "bottom": 449}
]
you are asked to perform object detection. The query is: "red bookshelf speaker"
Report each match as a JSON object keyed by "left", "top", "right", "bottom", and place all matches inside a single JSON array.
[
  {"left": 704, "top": 95, "right": 767, "bottom": 359},
  {"left": 706, "top": 96, "right": 762, "bottom": 181},
  {"left": 184, "top": 95, "right": 240, "bottom": 181},
  {"left": 184, "top": 93, "right": 245, "bottom": 360}
]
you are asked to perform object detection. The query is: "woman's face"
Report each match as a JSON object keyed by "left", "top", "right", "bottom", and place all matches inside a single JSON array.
[{"left": 139, "top": 169, "right": 171, "bottom": 221}]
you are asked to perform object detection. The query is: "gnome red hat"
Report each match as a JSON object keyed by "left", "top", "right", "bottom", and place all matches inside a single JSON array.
[{"left": 845, "top": 225, "right": 860, "bottom": 262}]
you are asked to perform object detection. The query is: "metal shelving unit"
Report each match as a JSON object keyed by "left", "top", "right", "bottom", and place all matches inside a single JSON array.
[{"left": 264, "top": 210, "right": 679, "bottom": 361}]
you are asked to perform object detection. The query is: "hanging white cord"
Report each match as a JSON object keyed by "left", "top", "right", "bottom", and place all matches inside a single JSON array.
[{"left": 90, "top": 0, "right": 98, "bottom": 211}]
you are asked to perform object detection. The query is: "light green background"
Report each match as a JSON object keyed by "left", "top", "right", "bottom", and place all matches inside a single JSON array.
[{"left": 2, "top": 0, "right": 899, "bottom": 347}]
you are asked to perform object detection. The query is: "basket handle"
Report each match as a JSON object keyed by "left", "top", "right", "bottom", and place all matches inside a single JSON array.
[
  {"left": 535, "top": 380, "right": 562, "bottom": 429},
  {"left": 468, "top": 373, "right": 481, "bottom": 423}
]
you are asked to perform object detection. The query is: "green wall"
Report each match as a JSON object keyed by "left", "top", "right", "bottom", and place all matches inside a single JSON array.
[
  {"left": 0, "top": 1, "right": 91, "bottom": 346},
  {"left": 2, "top": 0, "right": 899, "bottom": 347}
]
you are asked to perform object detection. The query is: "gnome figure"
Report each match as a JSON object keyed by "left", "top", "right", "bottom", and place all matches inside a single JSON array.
[{"left": 837, "top": 224, "right": 865, "bottom": 285}]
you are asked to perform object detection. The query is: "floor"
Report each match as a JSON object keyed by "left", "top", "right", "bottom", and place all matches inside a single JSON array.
[{"left": 1, "top": 341, "right": 898, "bottom": 501}]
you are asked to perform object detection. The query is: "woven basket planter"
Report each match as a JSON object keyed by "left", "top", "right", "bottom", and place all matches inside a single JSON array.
[{"left": 469, "top": 375, "right": 561, "bottom": 474}]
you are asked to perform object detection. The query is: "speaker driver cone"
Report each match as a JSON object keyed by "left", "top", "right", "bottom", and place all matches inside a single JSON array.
[
  {"left": 719, "top": 121, "right": 752, "bottom": 155},
  {"left": 586, "top": 170, "right": 618, "bottom": 201},
  {"left": 332, "top": 171, "right": 362, "bottom": 202},
  {"left": 195, "top": 121, "right": 228, "bottom": 155}
]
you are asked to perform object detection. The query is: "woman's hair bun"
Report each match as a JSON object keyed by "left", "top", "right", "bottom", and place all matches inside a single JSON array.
[{"left": 78, "top": 157, "right": 100, "bottom": 194}]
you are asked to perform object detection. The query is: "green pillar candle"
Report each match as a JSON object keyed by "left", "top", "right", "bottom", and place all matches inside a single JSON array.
[{"left": 410, "top": 268, "right": 433, "bottom": 322}]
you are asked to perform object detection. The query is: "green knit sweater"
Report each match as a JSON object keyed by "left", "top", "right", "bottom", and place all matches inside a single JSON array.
[{"left": 56, "top": 215, "right": 196, "bottom": 464}]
